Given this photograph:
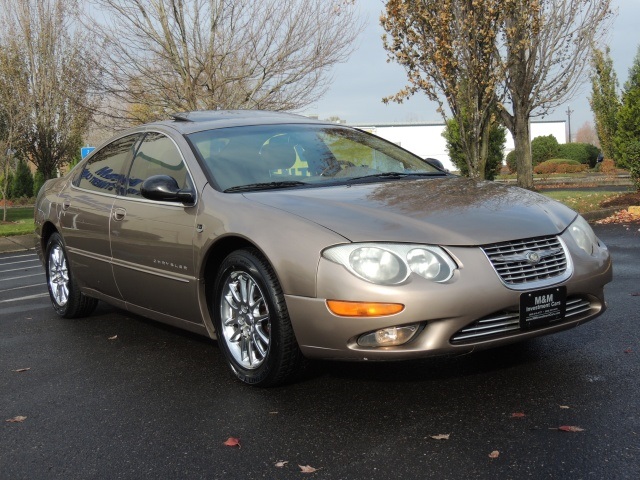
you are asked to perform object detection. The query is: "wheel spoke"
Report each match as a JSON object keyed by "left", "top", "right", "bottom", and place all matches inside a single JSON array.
[{"left": 219, "top": 267, "right": 271, "bottom": 371}]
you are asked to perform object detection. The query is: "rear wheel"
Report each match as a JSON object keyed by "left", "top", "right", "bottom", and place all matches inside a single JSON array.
[
  {"left": 45, "top": 233, "right": 98, "bottom": 318},
  {"left": 213, "top": 249, "right": 304, "bottom": 386}
]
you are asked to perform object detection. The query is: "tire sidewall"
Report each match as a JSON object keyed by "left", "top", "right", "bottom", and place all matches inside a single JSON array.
[{"left": 213, "top": 250, "right": 286, "bottom": 386}]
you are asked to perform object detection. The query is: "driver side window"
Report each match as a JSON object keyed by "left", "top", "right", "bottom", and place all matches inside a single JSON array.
[{"left": 126, "top": 132, "right": 189, "bottom": 197}]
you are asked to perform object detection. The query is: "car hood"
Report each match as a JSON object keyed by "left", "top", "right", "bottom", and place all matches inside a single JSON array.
[{"left": 246, "top": 177, "right": 577, "bottom": 246}]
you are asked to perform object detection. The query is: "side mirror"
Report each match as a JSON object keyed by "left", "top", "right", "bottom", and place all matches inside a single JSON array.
[{"left": 140, "top": 175, "right": 195, "bottom": 204}]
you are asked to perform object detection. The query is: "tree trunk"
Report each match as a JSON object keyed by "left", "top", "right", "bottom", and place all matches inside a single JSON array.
[{"left": 513, "top": 111, "right": 534, "bottom": 190}]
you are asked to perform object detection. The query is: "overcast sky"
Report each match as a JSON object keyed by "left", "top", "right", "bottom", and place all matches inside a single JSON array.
[{"left": 311, "top": 0, "right": 640, "bottom": 135}]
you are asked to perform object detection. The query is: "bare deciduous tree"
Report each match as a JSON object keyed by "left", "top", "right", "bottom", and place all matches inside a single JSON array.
[
  {"left": 497, "top": 0, "right": 613, "bottom": 189},
  {"left": 0, "top": 43, "right": 28, "bottom": 220},
  {"left": 0, "top": 0, "right": 97, "bottom": 180},
  {"left": 575, "top": 121, "right": 600, "bottom": 147},
  {"left": 89, "top": 0, "right": 363, "bottom": 125}
]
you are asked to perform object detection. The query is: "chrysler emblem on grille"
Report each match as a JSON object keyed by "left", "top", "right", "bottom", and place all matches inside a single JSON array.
[
  {"left": 492, "top": 247, "right": 562, "bottom": 264},
  {"left": 525, "top": 251, "right": 541, "bottom": 264}
]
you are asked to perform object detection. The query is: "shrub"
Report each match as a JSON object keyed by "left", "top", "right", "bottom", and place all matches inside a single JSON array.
[
  {"left": 33, "top": 171, "right": 45, "bottom": 197},
  {"left": 506, "top": 150, "right": 517, "bottom": 173},
  {"left": 556, "top": 143, "right": 600, "bottom": 167},
  {"left": 533, "top": 159, "right": 588, "bottom": 174},
  {"left": 531, "top": 135, "right": 560, "bottom": 165}
]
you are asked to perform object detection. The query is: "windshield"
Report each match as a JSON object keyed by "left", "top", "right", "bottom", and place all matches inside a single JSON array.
[{"left": 187, "top": 124, "right": 443, "bottom": 192}]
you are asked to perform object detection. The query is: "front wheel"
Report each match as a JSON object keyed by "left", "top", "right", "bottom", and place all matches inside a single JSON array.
[
  {"left": 213, "top": 249, "right": 304, "bottom": 387},
  {"left": 45, "top": 232, "right": 98, "bottom": 318}
]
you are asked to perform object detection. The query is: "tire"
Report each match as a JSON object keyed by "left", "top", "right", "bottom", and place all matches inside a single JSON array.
[
  {"left": 213, "top": 248, "right": 304, "bottom": 387},
  {"left": 45, "top": 232, "right": 98, "bottom": 318}
]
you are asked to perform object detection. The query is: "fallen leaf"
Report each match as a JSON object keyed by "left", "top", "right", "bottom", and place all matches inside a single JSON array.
[
  {"left": 624, "top": 348, "right": 632, "bottom": 354},
  {"left": 489, "top": 450, "right": 500, "bottom": 459},
  {"left": 275, "top": 460, "right": 288, "bottom": 468},
  {"left": 559, "top": 405, "right": 570, "bottom": 409},
  {"left": 557, "top": 426, "right": 585, "bottom": 432},
  {"left": 223, "top": 437, "right": 241, "bottom": 448},
  {"left": 430, "top": 434, "right": 450, "bottom": 440},
  {"left": 299, "top": 465, "right": 320, "bottom": 473},
  {"left": 108, "top": 335, "right": 118, "bottom": 340},
  {"left": 631, "top": 293, "right": 640, "bottom": 297},
  {"left": 269, "top": 411, "right": 278, "bottom": 414},
  {"left": 6, "top": 416, "right": 27, "bottom": 423},
  {"left": 511, "top": 412, "right": 526, "bottom": 418},
  {"left": 13, "top": 368, "right": 31, "bottom": 373}
]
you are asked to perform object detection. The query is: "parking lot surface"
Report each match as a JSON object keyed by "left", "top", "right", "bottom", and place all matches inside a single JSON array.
[{"left": 1, "top": 224, "right": 639, "bottom": 479}]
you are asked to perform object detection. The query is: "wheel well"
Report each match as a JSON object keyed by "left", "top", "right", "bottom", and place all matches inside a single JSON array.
[
  {"left": 40, "top": 222, "right": 58, "bottom": 253},
  {"left": 202, "top": 236, "right": 259, "bottom": 312}
]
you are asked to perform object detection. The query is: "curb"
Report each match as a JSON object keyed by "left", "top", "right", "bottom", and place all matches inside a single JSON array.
[
  {"left": 0, "top": 235, "right": 36, "bottom": 254},
  {"left": 582, "top": 207, "right": 627, "bottom": 223}
]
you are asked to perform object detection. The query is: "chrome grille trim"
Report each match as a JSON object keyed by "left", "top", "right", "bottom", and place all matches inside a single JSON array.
[
  {"left": 450, "top": 296, "right": 593, "bottom": 344},
  {"left": 481, "top": 235, "right": 573, "bottom": 291}
]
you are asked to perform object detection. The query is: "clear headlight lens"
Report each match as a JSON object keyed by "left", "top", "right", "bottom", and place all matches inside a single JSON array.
[
  {"left": 349, "top": 247, "right": 406, "bottom": 284},
  {"left": 568, "top": 215, "right": 599, "bottom": 255},
  {"left": 323, "top": 243, "right": 457, "bottom": 285}
]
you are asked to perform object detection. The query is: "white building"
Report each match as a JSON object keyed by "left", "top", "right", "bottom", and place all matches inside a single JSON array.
[{"left": 352, "top": 120, "right": 567, "bottom": 171}]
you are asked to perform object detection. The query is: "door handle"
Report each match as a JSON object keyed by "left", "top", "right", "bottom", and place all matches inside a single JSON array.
[{"left": 112, "top": 207, "right": 126, "bottom": 221}]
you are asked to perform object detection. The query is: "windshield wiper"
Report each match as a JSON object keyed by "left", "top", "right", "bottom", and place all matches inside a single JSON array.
[
  {"left": 347, "top": 171, "right": 446, "bottom": 182},
  {"left": 224, "top": 180, "right": 308, "bottom": 193}
]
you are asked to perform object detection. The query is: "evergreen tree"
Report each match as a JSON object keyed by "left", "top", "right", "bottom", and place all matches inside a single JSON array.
[
  {"left": 11, "top": 158, "right": 34, "bottom": 198},
  {"left": 615, "top": 46, "right": 640, "bottom": 190},
  {"left": 589, "top": 47, "right": 620, "bottom": 161},
  {"left": 443, "top": 119, "right": 506, "bottom": 180}
]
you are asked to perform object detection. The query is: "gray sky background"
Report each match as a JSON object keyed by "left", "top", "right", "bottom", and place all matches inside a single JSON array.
[{"left": 311, "top": 0, "right": 640, "bottom": 134}]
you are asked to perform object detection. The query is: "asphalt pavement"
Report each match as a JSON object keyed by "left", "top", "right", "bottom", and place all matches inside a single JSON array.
[{"left": 1, "top": 223, "right": 639, "bottom": 479}]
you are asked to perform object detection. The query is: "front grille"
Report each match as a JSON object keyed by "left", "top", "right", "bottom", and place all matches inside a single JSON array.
[
  {"left": 450, "top": 296, "right": 593, "bottom": 344},
  {"left": 482, "top": 235, "right": 569, "bottom": 288}
]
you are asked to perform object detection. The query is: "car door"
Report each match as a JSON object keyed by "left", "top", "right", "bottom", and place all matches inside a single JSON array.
[
  {"left": 59, "top": 133, "right": 141, "bottom": 299},
  {"left": 109, "top": 131, "right": 201, "bottom": 323}
]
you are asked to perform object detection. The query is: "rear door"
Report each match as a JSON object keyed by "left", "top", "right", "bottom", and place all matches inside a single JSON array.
[
  {"left": 59, "top": 134, "right": 140, "bottom": 298},
  {"left": 109, "top": 131, "right": 201, "bottom": 323}
]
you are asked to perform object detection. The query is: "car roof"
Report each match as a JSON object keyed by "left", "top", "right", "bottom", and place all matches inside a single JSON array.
[{"left": 149, "top": 110, "right": 328, "bottom": 134}]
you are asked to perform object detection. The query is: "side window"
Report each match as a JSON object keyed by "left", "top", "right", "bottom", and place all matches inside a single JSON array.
[
  {"left": 126, "top": 132, "right": 189, "bottom": 197},
  {"left": 75, "top": 134, "right": 139, "bottom": 194}
]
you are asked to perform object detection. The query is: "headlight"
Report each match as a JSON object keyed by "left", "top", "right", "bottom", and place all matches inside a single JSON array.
[
  {"left": 568, "top": 215, "right": 599, "bottom": 255},
  {"left": 322, "top": 243, "right": 457, "bottom": 285}
]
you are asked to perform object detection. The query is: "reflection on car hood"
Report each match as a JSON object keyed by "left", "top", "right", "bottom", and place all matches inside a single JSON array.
[{"left": 247, "top": 177, "right": 577, "bottom": 245}]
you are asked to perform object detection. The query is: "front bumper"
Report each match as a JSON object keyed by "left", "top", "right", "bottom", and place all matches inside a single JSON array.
[{"left": 285, "top": 235, "right": 612, "bottom": 361}]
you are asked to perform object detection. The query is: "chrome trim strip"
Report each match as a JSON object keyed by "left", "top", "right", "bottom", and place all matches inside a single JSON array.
[{"left": 110, "top": 258, "right": 191, "bottom": 283}]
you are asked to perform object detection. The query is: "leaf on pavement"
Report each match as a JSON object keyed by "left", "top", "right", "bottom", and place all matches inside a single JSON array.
[
  {"left": 430, "top": 434, "right": 450, "bottom": 440},
  {"left": 630, "top": 293, "right": 640, "bottom": 297},
  {"left": 223, "top": 437, "right": 241, "bottom": 448},
  {"left": 108, "top": 335, "right": 118, "bottom": 341},
  {"left": 511, "top": 412, "right": 526, "bottom": 418},
  {"left": 275, "top": 460, "right": 288, "bottom": 468},
  {"left": 624, "top": 348, "right": 632, "bottom": 353},
  {"left": 557, "top": 426, "right": 585, "bottom": 432},
  {"left": 488, "top": 450, "right": 500, "bottom": 459},
  {"left": 6, "top": 416, "right": 27, "bottom": 423},
  {"left": 299, "top": 465, "right": 320, "bottom": 473},
  {"left": 13, "top": 368, "right": 31, "bottom": 373},
  {"left": 559, "top": 405, "right": 570, "bottom": 409}
]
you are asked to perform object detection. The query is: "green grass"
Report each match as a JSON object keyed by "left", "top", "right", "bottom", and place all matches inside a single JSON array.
[
  {"left": 0, "top": 207, "right": 35, "bottom": 237},
  {"left": 542, "top": 190, "right": 623, "bottom": 214}
]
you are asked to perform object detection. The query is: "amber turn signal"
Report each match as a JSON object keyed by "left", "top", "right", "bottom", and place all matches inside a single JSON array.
[{"left": 326, "top": 300, "right": 404, "bottom": 317}]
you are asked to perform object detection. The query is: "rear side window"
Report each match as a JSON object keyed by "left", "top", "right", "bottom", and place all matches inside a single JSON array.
[
  {"left": 126, "top": 132, "right": 189, "bottom": 197},
  {"left": 75, "top": 134, "right": 139, "bottom": 194}
]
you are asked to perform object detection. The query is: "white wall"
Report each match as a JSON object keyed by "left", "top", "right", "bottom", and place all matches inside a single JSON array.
[{"left": 353, "top": 120, "right": 567, "bottom": 171}]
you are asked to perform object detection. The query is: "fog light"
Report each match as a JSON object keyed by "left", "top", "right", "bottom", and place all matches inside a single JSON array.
[{"left": 357, "top": 324, "right": 420, "bottom": 347}]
